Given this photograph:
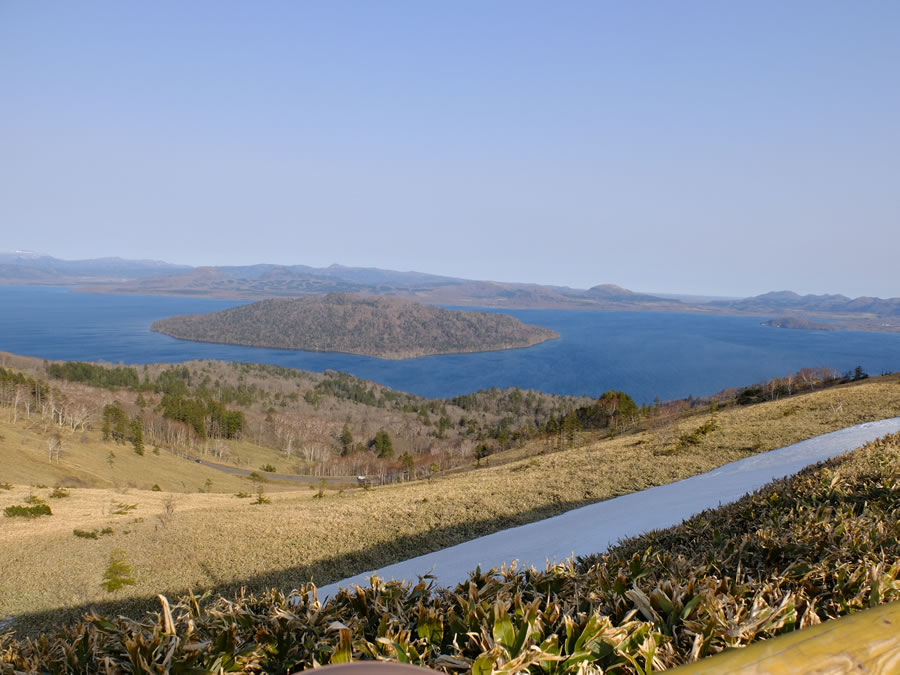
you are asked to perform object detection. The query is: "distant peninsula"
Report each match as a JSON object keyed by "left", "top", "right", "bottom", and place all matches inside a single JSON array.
[
  {"left": 150, "top": 293, "right": 559, "bottom": 359},
  {"left": 763, "top": 317, "right": 837, "bottom": 331}
]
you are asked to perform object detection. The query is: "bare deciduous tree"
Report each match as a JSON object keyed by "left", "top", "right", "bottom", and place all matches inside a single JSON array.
[
  {"left": 47, "top": 432, "right": 63, "bottom": 463},
  {"left": 157, "top": 496, "right": 177, "bottom": 528}
]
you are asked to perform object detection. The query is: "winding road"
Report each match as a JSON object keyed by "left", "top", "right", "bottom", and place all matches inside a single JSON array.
[
  {"left": 193, "top": 458, "right": 353, "bottom": 485},
  {"left": 317, "top": 417, "right": 900, "bottom": 598}
]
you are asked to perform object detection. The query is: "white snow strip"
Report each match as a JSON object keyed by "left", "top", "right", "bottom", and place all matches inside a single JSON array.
[{"left": 317, "top": 418, "right": 900, "bottom": 599}]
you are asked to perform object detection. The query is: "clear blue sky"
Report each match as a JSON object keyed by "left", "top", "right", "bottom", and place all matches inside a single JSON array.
[{"left": 2, "top": 1, "right": 898, "bottom": 297}]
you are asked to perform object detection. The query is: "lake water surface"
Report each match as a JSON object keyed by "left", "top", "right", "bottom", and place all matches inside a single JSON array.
[{"left": 2, "top": 285, "right": 899, "bottom": 403}]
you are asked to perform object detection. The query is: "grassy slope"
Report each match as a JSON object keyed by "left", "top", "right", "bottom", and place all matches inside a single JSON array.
[
  {"left": 0, "top": 423, "right": 307, "bottom": 493},
  {"left": 2, "top": 375, "right": 899, "bottom": 633},
  {"left": 4, "top": 428, "right": 900, "bottom": 672}
]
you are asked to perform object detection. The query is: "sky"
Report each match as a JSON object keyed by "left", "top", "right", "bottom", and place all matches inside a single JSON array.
[{"left": 1, "top": 1, "right": 898, "bottom": 298}]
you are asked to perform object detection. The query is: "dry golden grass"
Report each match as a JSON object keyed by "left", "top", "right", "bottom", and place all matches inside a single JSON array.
[
  {"left": 3, "top": 375, "right": 900, "bottom": 632},
  {"left": 203, "top": 437, "right": 322, "bottom": 475},
  {"left": 0, "top": 422, "right": 311, "bottom": 493}
]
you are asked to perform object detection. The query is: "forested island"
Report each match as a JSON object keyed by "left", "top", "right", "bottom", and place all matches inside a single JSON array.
[{"left": 150, "top": 293, "right": 559, "bottom": 358}]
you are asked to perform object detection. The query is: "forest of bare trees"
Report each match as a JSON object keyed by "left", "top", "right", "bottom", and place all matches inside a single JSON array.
[{"left": 0, "top": 353, "right": 875, "bottom": 481}]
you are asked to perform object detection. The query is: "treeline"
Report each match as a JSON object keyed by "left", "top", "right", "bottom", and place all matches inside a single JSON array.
[
  {"left": 47, "top": 361, "right": 255, "bottom": 405},
  {"left": 466, "top": 391, "right": 642, "bottom": 461},
  {"left": 449, "top": 387, "right": 592, "bottom": 433},
  {"left": 0, "top": 367, "right": 50, "bottom": 413},
  {"left": 1, "top": 366, "right": 91, "bottom": 432},
  {"left": 99, "top": 396, "right": 244, "bottom": 462},
  {"left": 48, "top": 362, "right": 247, "bottom": 439},
  {"left": 546, "top": 390, "right": 639, "bottom": 433},
  {"left": 26, "top": 354, "right": 890, "bottom": 483},
  {"left": 38, "top": 358, "right": 588, "bottom": 478},
  {"left": 734, "top": 365, "right": 868, "bottom": 405},
  {"left": 101, "top": 403, "right": 145, "bottom": 455},
  {"left": 46, "top": 359, "right": 585, "bottom": 440},
  {"left": 157, "top": 394, "right": 245, "bottom": 439},
  {"left": 313, "top": 372, "right": 382, "bottom": 407},
  {"left": 291, "top": 371, "right": 593, "bottom": 463},
  {"left": 47, "top": 361, "right": 141, "bottom": 390}
]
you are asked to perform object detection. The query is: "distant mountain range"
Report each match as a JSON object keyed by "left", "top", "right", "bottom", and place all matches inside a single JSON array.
[
  {"left": 710, "top": 290, "right": 900, "bottom": 318},
  {"left": 0, "top": 251, "right": 190, "bottom": 281},
  {"left": 2, "top": 252, "right": 899, "bottom": 331},
  {"left": 72, "top": 260, "right": 693, "bottom": 312}
]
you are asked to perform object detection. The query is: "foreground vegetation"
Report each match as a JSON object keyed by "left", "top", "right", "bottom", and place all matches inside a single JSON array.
[
  {"left": 2, "top": 363, "right": 898, "bottom": 637},
  {"left": 150, "top": 293, "right": 559, "bottom": 359},
  {"left": 3, "top": 431, "right": 899, "bottom": 672}
]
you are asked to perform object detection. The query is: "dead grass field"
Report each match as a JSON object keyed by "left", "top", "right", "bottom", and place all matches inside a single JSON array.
[
  {"left": 0, "top": 423, "right": 321, "bottom": 493},
  {"left": 3, "top": 375, "right": 899, "bottom": 633}
]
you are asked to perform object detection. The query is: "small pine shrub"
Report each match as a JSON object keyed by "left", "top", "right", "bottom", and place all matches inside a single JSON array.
[
  {"left": 49, "top": 487, "right": 70, "bottom": 499},
  {"left": 100, "top": 549, "right": 136, "bottom": 593},
  {"left": 4, "top": 503, "right": 52, "bottom": 518},
  {"left": 677, "top": 417, "right": 719, "bottom": 449},
  {"left": 313, "top": 478, "right": 327, "bottom": 499},
  {"left": 251, "top": 488, "right": 271, "bottom": 505},
  {"left": 261, "top": 464, "right": 277, "bottom": 473},
  {"left": 151, "top": 484, "right": 162, "bottom": 492}
]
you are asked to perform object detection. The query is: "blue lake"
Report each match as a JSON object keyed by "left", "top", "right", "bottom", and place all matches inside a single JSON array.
[{"left": 1, "top": 285, "right": 899, "bottom": 403}]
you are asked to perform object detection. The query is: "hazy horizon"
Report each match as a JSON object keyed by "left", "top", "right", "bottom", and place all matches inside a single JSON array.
[
  {"left": 3, "top": 245, "right": 895, "bottom": 301},
  {"left": 3, "top": 2, "right": 898, "bottom": 298}
]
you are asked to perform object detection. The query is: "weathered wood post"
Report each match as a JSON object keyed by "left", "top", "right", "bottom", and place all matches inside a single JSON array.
[{"left": 673, "top": 601, "right": 900, "bottom": 674}]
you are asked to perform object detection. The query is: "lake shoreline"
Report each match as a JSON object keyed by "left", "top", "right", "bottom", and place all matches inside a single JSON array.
[{"left": 2, "top": 285, "right": 899, "bottom": 403}]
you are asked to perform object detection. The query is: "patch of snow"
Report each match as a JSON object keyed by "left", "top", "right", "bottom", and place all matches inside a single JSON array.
[{"left": 317, "top": 418, "right": 900, "bottom": 599}]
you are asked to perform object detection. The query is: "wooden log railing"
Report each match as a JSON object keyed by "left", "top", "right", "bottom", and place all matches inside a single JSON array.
[{"left": 673, "top": 600, "right": 900, "bottom": 674}]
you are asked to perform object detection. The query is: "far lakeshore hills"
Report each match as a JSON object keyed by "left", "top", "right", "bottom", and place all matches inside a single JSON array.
[
  {"left": 150, "top": 293, "right": 559, "bottom": 359},
  {"left": 3, "top": 250, "right": 900, "bottom": 332}
]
